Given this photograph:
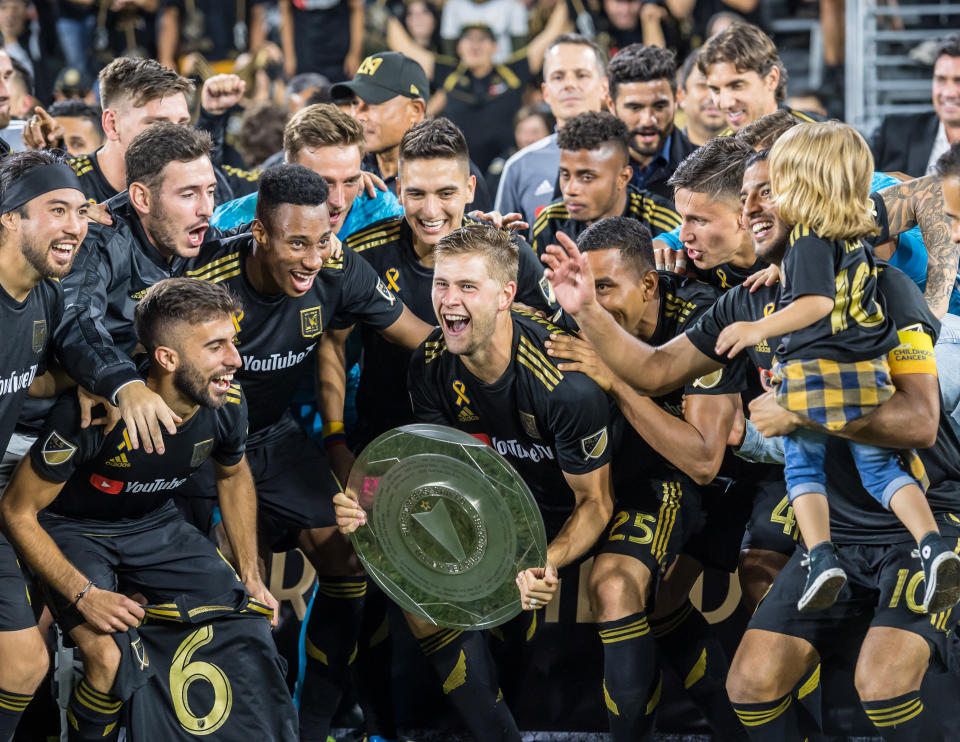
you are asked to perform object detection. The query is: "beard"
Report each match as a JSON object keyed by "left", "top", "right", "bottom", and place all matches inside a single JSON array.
[
  {"left": 173, "top": 362, "right": 226, "bottom": 409},
  {"left": 20, "top": 230, "right": 72, "bottom": 279},
  {"left": 147, "top": 200, "right": 181, "bottom": 258}
]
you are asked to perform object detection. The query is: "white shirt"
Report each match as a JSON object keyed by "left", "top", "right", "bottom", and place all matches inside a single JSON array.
[
  {"left": 439, "top": 0, "right": 528, "bottom": 64},
  {"left": 926, "top": 121, "right": 951, "bottom": 175}
]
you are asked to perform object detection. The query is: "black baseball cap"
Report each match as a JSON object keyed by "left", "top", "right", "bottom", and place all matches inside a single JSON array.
[
  {"left": 458, "top": 22, "right": 496, "bottom": 41},
  {"left": 331, "top": 52, "right": 430, "bottom": 105}
]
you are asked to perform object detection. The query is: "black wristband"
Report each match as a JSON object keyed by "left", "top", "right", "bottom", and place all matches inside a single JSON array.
[{"left": 74, "top": 580, "right": 94, "bottom": 607}]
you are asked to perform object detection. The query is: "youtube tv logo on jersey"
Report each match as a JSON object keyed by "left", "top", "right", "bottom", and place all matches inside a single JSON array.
[{"left": 90, "top": 473, "right": 123, "bottom": 494}]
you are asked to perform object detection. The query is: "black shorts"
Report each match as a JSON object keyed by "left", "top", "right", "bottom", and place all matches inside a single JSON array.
[
  {"left": 177, "top": 421, "right": 339, "bottom": 552},
  {"left": 599, "top": 475, "right": 704, "bottom": 577},
  {"left": 749, "top": 517, "right": 960, "bottom": 670},
  {"left": 686, "top": 476, "right": 754, "bottom": 572},
  {"left": 0, "top": 532, "right": 35, "bottom": 632},
  {"left": 39, "top": 501, "right": 243, "bottom": 634},
  {"left": 741, "top": 474, "right": 800, "bottom": 556}
]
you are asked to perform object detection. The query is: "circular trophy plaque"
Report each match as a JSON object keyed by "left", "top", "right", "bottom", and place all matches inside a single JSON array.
[{"left": 347, "top": 424, "right": 547, "bottom": 630}]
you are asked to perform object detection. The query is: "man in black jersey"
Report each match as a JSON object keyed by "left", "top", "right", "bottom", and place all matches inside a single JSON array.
[
  {"left": 0, "top": 150, "right": 88, "bottom": 742},
  {"left": 530, "top": 111, "right": 681, "bottom": 255},
  {"left": 2, "top": 278, "right": 282, "bottom": 742},
  {"left": 63, "top": 59, "right": 247, "bottom": 206},
  {"left": 565, "top": 216, "right": 746, "bottom": 741},
  {"left": 337, "top": 223, "right": 616, "bottom": 742},
  {"left": 543, "top": 185, "right": 960, "bottom": 741},
  {"left": 342, "top": 117, "right": 560, "bottom": 456},
  {"left": 183, "top": 163, "right": 431, "bottom": 742},
  {"left": 55, "top": 123, "right": 222, "bottom": 458}
]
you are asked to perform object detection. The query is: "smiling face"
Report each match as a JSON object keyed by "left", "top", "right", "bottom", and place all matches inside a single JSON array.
[
  {"left": 170, "top": 314, "right": 242, "bottom": 408},
  {"left": 705, "top": 62, "right": 779, "bottom": 132},
  {"left": 137, "top": 157, "right": 217, "bottom": 260},
  {"left": 933, "top": 54, "right": 960, "bottom": 128},
  {"left": 611, "top": 79, "right": 675, "bottom": 161},
  {"left": 675, "top": 186, "right": 745, "bottom": 268},
  {"left": 293, "top": 144, "right": 363, "bottom": 233},
  {"left": 678, "top": 65, "right": 725, "bottom": 138},
  {"left": 541, "top": 43, "right": 608, "bottom": 127},
  {"left": 432, "top": 252, "right": 513, "bottom": 356},
  {"left": 585, "top": 248, "right": 651, "bottom": 336},
  {"left": 740, "top": 159, "right": 788, "bottom": 263},
  {"left": 559, "top": 144, "right": 631, "bottom": 224},
  {"left": 251, "top": 202, "right": 333, "bottom": 296},
  {"left": 399, "top": 157, "right": 475, "bottom": 256},
  {"left": 15, "top": 188, "right": 89, "bottom": 279}
]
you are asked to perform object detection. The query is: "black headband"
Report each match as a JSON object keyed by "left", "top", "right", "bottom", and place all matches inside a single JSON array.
[{"left": 0, "top": 163, "right": 83, "bottom": 214}]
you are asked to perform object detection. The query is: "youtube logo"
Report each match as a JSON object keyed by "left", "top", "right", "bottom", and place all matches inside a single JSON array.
[{"left": 89, "top": 473, "right": 123, "bottom": 494}]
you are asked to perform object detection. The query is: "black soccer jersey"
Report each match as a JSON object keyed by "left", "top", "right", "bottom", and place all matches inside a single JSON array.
[
  {"left": 0, "top": 279, "right": 61, "bottom": 453},
  {"left": 186, "top": 233, "right": 404, "bottom": 438},
  {"left": 686, "top": 263, "right": 960, "bottom": 544},
  {"left": 612, "top": 273, "right": 742, "bottom": 488},
  {"left": 530, "top": 185, "right": 681, "bottom": 256},
  {"left": 778, "top": 224, "right": 899, "bottom": 362},
  {"left": 31, "top": 383, "right": 247, "bottom": 521},
  {"left": 66, "top": 152, "right": 116, "bottom": 204},
  {"left": 408, "top": 310, "right": 613, "bottom": 531},
  {"left": 346, "top": 215, "right": 560, "bottom": 440},
  {"left": 694, "top": 255, "right": 768, "bottom": 292}
]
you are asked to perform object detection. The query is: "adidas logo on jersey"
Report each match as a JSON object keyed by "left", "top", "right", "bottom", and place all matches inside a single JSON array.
[
  {"left": 754, "top": 339, "right": 771, "bottom": 352},
  {"left": 534, "top": 179, "right": 553, "bottom": 196},
  {"left": 105, "top": 453, "right": 130, "bottom": 468},
  {"left": 458, "top": 406, "right": 479, "bottom": 422}
]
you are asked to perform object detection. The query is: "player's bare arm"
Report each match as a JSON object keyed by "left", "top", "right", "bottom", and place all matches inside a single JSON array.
[
  {"left": 880, "top": 175, "right": 956, "bottom": 317},
  {"left": 214, "top": 456, "right": 279, "bottom": 626},
  {"left": 318, "top": 327, "right": 356, "bottom": 486},
  {"left": 0, "top": 458, "right": 144, "bottom": 633}
]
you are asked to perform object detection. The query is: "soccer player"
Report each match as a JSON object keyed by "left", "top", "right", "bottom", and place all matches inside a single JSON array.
[
  {"left": 336, "top": 223, "right": 616, "bottom": 742},
  {"left": 0, "top": 150, "right": 88, "bottom": 742},
  {"left": 543, "top": 161, "right": 960, "bottom": 742},
  {"left": 697, "top": 22, "right": 822, "bottom": 134},
  {"left": 342, "top": 117, "right": 559, "bottom": 452},
  {"left": 715, "top": 122, "right": 960, "bottom": 614},
  {"left": 530, "top": 111, "right": 680, "bottom": 255},
  {"left": 210, "top": 103, "right": 403, "bottom": 238},
  {"left": 54, "top": 122, "right": 220, "bottom": 455},
  {"left": 606, "top": 44, "right": 697, "bottom": 203},
  {"left": 64, "top": 58, "right": 240, "bottom": 206},
  {"left": 183, "top": 163, "right": 432, "bottom": 741},
  {"left": 1, "top": 277, "right": 284, "bottom": 742},
  {"left": 567, "top": 216, "right": 746, "bottom": 741}
]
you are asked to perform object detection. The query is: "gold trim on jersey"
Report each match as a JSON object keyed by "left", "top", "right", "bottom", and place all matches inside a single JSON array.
[
  {"left": 348, "top": 220, "right": 405, "bottom": 253},
  {"left": 511, "top": 307, "right": 566, "bottom": 335},
  {"left": 424, "top": 339, "right": 446, "bottom": 364},
  {"left": 221, "top": 164, "right": 261, "bottom": 182},
  {"left": 67, "top": 155, "right": 94, "bottom": 177},
  {"left": 653, "top": 482, "right": 681, "bottom": 566},
  {"left": 516, "top": 335, "right": 563, "bottom": 391},
  {"left": 664, "top": 292, "right": 696, "bottom": 323},
  {"left": 531, "top": 201, "right": 569, "bottom": 236},
  {"left": 186, "top": 252, "right": 241, "bottom": 283},
  {"left": 629, "top": 191, "right": 681, "bottom": 231},
  {"left": 225, "top": 385, "right": 242, "bottom": 405}
]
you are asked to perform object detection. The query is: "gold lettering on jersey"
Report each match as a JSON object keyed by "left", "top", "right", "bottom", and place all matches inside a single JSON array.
[
  {"left": 129, "top": 288, "right": 148, "bottom": 301},
  {"left": 300, "top": 307, "right": 323, "bottom": 338},
  {"left": 580, "top": 427, "right": 608, "bottom": 460},
  {"left": 105, "top": 452, "right": 130, "bottom": 468},
  {"left": 32, "top": 320, "right": 46, "bottom": 352},
  {"left": 117, "top": 428, "right": 133, "bottom": 453},
  {"left": 191, "top": 438, "right": 215, "bottom": 467},
  {"left": 458, "top": 406, "right": 479, "bottom": 422},
  {"left": 385, "top": 267, "right": 400, "bottom": 292},
  {"left": 452, "top": 380, "right": 470, "bottom": 406},
  {"left": 42, "top": 431, "right": 77, "bottom": 465},
  {"left": 692, "top": 369, "right": 723, "bottom": 389},
  {"left": 357, "top": 56, "right": 384, "bottom": 76},
  {"left": 520, "top": 411, "right": 542, "bottom": 440}
]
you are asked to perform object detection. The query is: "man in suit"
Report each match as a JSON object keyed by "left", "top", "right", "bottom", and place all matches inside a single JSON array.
[{"left": 872, "top": 35, "right": 960, "bottom": 177}]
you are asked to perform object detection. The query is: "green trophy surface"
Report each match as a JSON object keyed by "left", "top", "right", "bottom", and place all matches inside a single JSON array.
[{"left": 347, "top": 424, "right": 547, "bottom": 630}]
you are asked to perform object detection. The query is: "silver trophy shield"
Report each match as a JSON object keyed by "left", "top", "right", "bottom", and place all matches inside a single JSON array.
[{"left": 347, "top": 424, "right": 548, "bottom": 630}]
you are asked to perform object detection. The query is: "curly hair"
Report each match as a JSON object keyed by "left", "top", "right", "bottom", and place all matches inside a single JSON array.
[
  {"left": 255, "top": 163, "right": 330, "bottom": 233},
  {"left": 557, "top": 111, "right": 629, "bottom": 164},
  {"left": 608, "top": 44, "right": 677, "bottom": 99}
]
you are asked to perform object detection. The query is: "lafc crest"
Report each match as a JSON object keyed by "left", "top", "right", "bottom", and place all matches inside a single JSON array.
[
  {"left": 520, "top": 411, "right": 541, "bottom": 439},
  {"left": 376, "top": 279, "right": 397, "bottom": 307},
  {"left": 191, "top": 438, "right": 215, "bottom": 467},
  {"left": 581, "top": 427, "right": 608, "bottom": 460},
  {"left": 300, "top": 306, "right": 323, "bottom": 338},
  {"left": 32, "top": 320, "right": 46, "bottom": 353},
  {"left": 692, "top": 369, "right": 723, "bottom": 389}
]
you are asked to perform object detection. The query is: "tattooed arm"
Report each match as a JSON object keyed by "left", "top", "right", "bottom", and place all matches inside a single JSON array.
[{"left": 879, "top": 175, "right": 957, "bottom": 318}]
